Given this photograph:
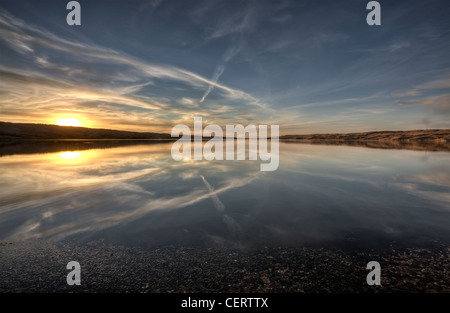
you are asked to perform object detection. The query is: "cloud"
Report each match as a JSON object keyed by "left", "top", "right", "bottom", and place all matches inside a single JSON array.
[
  {"left": 205, "top": 6, "right": 256, "bottom": 40},
  {"left": 415, "top": 78, "right": 450, "bottom": 90},
  {"left": 139, "top": 0, "right": 164, "bottom": 13},
  {"left": 0, "top": 152, "right": 261, "bottom": 241},
  {"left": 391, "top": 90, "right": 421, "bottom": 97},
  {"left": 356, "top": 42, "right": 411, "bottom": 54},
  {"left": 397, "top": 94, "right": 450, "bottom": 115},
  {"left": 271, "top": 14, "right": 291, "bottom": 23},
  {"left": 0, "top": 8, "right": 267, "bottom": 129},
  {"left": 392, "top": 76, "right": 450, "bottom": 98},
  {"left": 0, "top": 67, "right": 165, "bottom": 111}
]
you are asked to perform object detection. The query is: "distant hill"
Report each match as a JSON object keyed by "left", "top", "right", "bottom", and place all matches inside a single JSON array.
[
  {"left": 0, "top": 122, "right": 171, "bottom": 140},
  {"left": 281, "top": 129, "right": 450, "bottom": 142},
  {"left": 1, "top": 122, "right": 449, "bottom": 143}
]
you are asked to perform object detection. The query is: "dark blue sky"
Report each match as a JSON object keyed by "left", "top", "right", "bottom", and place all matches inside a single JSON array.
[{"left": 0, "top": 0, "right": 449, "bottom": 133}]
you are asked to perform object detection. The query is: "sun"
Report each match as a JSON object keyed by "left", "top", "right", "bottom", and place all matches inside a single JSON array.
[{"left": 56, "top": 118, "right": 82, "bottom": 127}]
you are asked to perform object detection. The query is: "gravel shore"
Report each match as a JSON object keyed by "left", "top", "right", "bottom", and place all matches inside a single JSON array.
[{"left": 0, "top": 240, "right": 448, "bottom": 293}]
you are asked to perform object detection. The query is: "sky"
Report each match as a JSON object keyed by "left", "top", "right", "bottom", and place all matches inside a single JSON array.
[{"left": 0, "top": 0, "right": 449, "bottom": 134}]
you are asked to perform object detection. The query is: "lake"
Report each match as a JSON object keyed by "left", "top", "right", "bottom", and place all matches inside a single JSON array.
[{"left": 1, "top": 140, "right": 449, "bottom": 251}]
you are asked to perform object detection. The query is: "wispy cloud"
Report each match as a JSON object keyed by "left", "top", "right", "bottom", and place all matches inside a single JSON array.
[
  {"left": 0, "top": 8, "right": 267, "bottom": 130},
  {"left": 397, "top": 94, "right": 450, "bottom": 116},
  {"left": 0, "top": 0, "right": 449, "bottom": 134},
  {"left": 392, "top": 76, "right": 450, "bottom": 97},
  {"left": 393, "top": 74, "right": 450, "bottom": 116}
]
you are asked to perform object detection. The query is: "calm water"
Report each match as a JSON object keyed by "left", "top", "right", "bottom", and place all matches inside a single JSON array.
[{"left": 0, "top": 141, "right": 449, "bottom": 249}]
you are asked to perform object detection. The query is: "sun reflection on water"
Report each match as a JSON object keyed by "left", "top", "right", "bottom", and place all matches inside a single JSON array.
[{"left": 60, "top": 151, "right": 81, "bottom": 159}]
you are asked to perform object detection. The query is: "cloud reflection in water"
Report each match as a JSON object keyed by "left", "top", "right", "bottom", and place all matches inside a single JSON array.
[{"left": 0, "top": 142, "right": 449, "bottom": 249}]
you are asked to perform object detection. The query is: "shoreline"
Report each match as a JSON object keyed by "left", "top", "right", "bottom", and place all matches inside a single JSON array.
[
  {"left": 1, "top": 240, "right": 448, "bottom": 293},
  {"left": 1, "top": 138, "right": 449, "bottom": 157}
]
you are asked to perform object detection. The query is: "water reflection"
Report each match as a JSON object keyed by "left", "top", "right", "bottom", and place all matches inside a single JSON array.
[
  {"left": 0, "top": 141, "right": 449, "bottom": 249},
  {"left": 60, "top": 152, "right": 81, "bottom": 159}
]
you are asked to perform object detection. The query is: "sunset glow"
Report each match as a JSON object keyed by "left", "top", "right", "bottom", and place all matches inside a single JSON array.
[
  {"left": 56, "top": 118, "right": 82, "bottom": 127},
  {"left": 0, "top": 1, "right": 449, "bottom": 134},
  {"left": 60, "top": 152, "right": 81, "bottom": 159}
]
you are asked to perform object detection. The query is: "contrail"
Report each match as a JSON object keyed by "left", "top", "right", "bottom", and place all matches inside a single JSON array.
[
  {"left": 200, "top": 175, "right": 225, "bottom": 211},
  {"left": 200, "top": 41, "right": 242, "bottom": 103},
  {"left": 200, "top": 175, "right": 241, "bottom": 237},
  {"left": 200, "top": 65, "right": 225, "bottom": 103}
]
